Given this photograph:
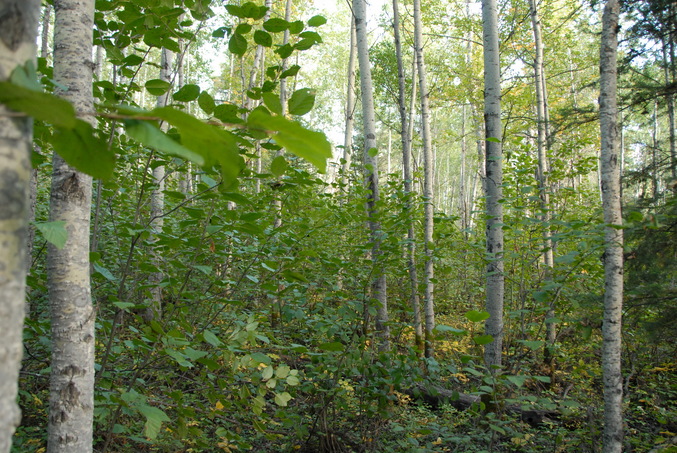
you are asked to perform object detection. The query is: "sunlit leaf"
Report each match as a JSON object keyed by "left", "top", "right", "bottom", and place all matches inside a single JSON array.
[{"left": 35, "top": 221, "right": 68, "bottom": 249}]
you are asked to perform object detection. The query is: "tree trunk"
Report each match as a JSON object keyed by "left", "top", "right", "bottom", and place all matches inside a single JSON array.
[
  {"left": 341, "top": 16, "right": 357, "bottom": 193},
  {"left": 392, "top": 0, "right": 423, "bottom": 353},
  {"left": 528, "top": 0, "right": 556, "bottom": 366},
  {"left": 481, "top": 0, "right": 505, "bottom": 370},
  {"left": 599, "top": 1, "right": 624, "bottom": 451},
  {"left": 354, "top": 0, "right": 389, "bottom": 351},
  {"left": 0, "top": 2, "right": 40, "bottom": 451},
  {"left": 413, "top": 0, "right": 435, "bottom": 359},
  {"left": 47, "top": 1, "right": 96, "bottom": 452},
  {"left": 146, "top": 47, "right": 173, "bottom": 323}
]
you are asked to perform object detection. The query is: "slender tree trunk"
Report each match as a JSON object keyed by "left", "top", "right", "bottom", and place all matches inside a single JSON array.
[
  {"left": 663, "top": 41, "right": 676, "bottom": 180},
  {"left": 481, "top": 0, "right": 505, "bottom": 370},
  {"left": 146, "top": 48, "right": 173, "bottom": 323},
  {"left": 529, "top": 0, "right": 556, "bottom": 366},
  {"left": 413, "top": 0, "right": 435, "bottom": 359},
  {"left": 354, "top": 0, "right": 389, "bottom": 351},
  {"left": 341, "top": 16, "right": 357, "bottom": 193},
  {"left": 0, "top": 2, "right": 40, "bottom": 451},
  {"left": 599, "top": 1, "right": 623, "bottom": 451},
  {"left": 392, "top": 0, "right": 423, "bottom": 353},
  {"left": 47, "top": 1, "right": 96, "bottom": 451}
]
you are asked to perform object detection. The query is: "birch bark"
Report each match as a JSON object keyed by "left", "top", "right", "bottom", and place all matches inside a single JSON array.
[
  {"left": 0, "top": 2, "right": 40, "bottom": 451},
  {"left": 392, "top": 0, "right": 423, "bottom": 353},
  {"left": 341, "top": 16, "right": 357, "bottom": 192},
  {"left": 413, "top": 0, "right": 435, "bottom": 359},
  {"left": 481, "top": 0, "right": 505, "bottom": 370},
  {"left": 47, "top": 0, "right": 96, "bottom": 451},
  {"left": 599, "top": 0, "right": 624, "bottom": 451},
  {"left": 354, "top": 0, "right": 389, "bottom": 351}
]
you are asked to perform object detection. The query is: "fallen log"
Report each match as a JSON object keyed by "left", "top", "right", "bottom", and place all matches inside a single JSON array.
[{"left": 402, "top": 383, "right": 560, "bottom": 427}]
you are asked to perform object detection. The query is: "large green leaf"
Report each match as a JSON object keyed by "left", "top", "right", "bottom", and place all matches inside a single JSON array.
[
  {"left": 263, "top": 18, "right": 288, "bottom": 32},
  {"left": 308, "top": 15, "right": 327, "bottom": 27},
  {"left": 145, "top": 79, "right": 172, "bottom": 95},
  {"left": 35, "top": 221, "right": 68, "bottom": 249},
  {"left": 137, "top": 404, "right": 170, "bottom": 440},
  {"left": 254, "top": 30, "right": 273, "bottom": 47},
  {"left": 0, "top": 82, "right": 76, "bottom": 128},
  {"left": 287, "top": 88, "right": 315, "bottom": 116},
  {"left": 51, "top": 119, "right": 115, "bottom": 180},
  {"left": 125, "top": 120, "right": 205, "bottom": 165},
  {"left": 229, "top": 33, "right": 248, "bottom": 56},
  {"left": 150, "top": 107, "right": 244, "bottom": 185},
  {"left": 172, "top": 84, "right": 200, "bottom": 102},
  {"left": 247, "top": 109, "right": 330, "bottom": 173},
  {"left": 465, "top": 310, "right": 490, "bottom": 322}
]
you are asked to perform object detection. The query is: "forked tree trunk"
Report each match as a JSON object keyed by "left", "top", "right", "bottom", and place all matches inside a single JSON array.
[
  {"left": 599, "top": 1, "right": 624, "bottom": 451},
  {"left": 413, "top": 0, "right": 435, "bottom": 359},
  {"left": 354, "top": 0, "right": 389, "bottom": 351},
  {"left": 0, "top": 2, "right": 40, "bottom": 451},
  {"left": 392, "top": 0, "right": 423, "bottom": 353},
  {"left": 47, "top": 0, "right": 96, "bottom": 451},
  {"left": 481, "top": 0, "right": 505, "bottom": 370}
]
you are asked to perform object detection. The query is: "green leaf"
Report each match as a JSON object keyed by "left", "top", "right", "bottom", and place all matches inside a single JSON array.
[
  {"left": 213, "top": 104, "right": 242, "bottom": 123},
  {"left": 473, "top": 335, "right": 494, "bottom": 345},
  {"left": 282, "top": 269, "right": 309, "bottom": 282},
  {"left": 93, "top": 263, "right": 116, "bottom": 281},
  {"left": 247, "top": 109, "right": 331, "bottom": 173},
  {"left": 145, "top": 79, "right": 171, "bottom": 96},
  {"left": 125, "top": 120, "right": 205, "bottom": 166},
  {"left": 465, "top": 310, "right": 490, "bottom": 322},
  {"left": 519, "top": 340, "right": 544, "bottom": 350},
  {"left": 275, "top": 43, "right": 294, "bottom": 59},
  {"left": 203, "top": 330, "right": 222, "bottom": 347},
  {"left": 506, "top": 375, "right": 528, "bottom": 388},
  {"left": 35, "top": 221, "right": 68, "bottom": 249},
  {"left": 270, "top": 155, "right": 288, "bottom": 177},
  {"left": 486, "top": 136, "right": 501, "bottom": 143},
  {"left": 235, "top": 23, "right": 252, "bottom": 34},
  {"left": 533, "top": 376, "right": 551, "bottom": 383},
  {"left": 280, "top": 64, "right": 300, "bottom": 79},
  {"left": 250, "top": 352, "right": 271, "bottom": 364},
  {"left": 435, "top": 325, "right": 467, "bottom": 336},
  {"left": 288, "top": 20, "right": 304, "bottom": 34},
  {"left": 172, "top": 84, "right": 201, "bottom": 102},
  {"left": 263, "top": 18, "right": 288, "bottom": 32},
  {"left": 368, "top": 147, "right": 378, "bottom": 158},
  {"left": 318, "top": 341, "right": 344, "bottom": 352},
  {"left": 0, "top": 82, "right": 76, "bottom": 128},
  {"left": 254, "top": 30, "right": 273, "bottom": 47},
  {"left": 137, "top": 404, "right": 170, "bottom": 440},
  {"left": 262, "top": 92, "right": 282, "bottom": 115},
  {"left": 52, "top": 120, "right": 115, "bottom": 180},
  {"left": 287, "top": 88, "right": 315, "bottom": 116},
  {"left": 198, "top": 91, "right": 216, "bottom": 115},
  {"left": 307, "top": 15, "right": 327, "bottom": 27},
  {"left": 112, "top": 301, "right": 135, "bottom": 311},
  {"left": 274, "top": 391, "right": 292, "bottom": 407},
  {"left": 225, "top": 4, "right": 243, "bottom": 17},
  {"left": 286, "top": 375, "right": 300, "bottom": 386},
  {"left": 229, "top": 33, "right": 248, "bottom": 56}
]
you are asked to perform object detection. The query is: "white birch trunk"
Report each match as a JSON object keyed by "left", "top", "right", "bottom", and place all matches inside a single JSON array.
[
  {"left": 413, "top": 0, "right": 435, "bottom": 359},
  {"left": 529, "top": 0, "right": 556, "bottom": 365},
  {"left": 47, "top": 1, "right": 96, "bottom": 451},
  {"left": 392, "top": 0, "right": 423, "bottom": 353},
  {"left": 354, "top": 0, "right": 389, "bottom": 351},
  {"left": 341, "top": 16, "right": 357, "bottom": 192},
  {"left": 599, "top": 1, "right": 624, "bottom": 451},
  {"left": 0, "top": 2, "right": 40, "bottom": 450},
  {"left": 481, "top": 0, "right": 505, "bottom": 370}
]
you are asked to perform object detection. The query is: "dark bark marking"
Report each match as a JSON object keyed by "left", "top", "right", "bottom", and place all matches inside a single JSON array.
[
  {"left": 0, "top": 169, "right": 25, "bottom": 220},
  {"left": 0, "top": 2, "right": 29, "bottom": 51}
]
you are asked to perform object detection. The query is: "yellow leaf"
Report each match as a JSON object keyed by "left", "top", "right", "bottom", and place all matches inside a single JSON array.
[{"left": 215, "top": 401, "right": 225, "bottom": 410}]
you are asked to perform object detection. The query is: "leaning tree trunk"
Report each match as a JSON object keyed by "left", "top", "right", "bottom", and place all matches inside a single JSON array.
[
  {"left": 413, "top": 0, "right": 435, "bottom": 359},
  {"left": 392, "top": 0, "right": 423, "bottom": 353},
  {"left": 0, "top": 2, "right": 40, "bottom": 451},
  {"left": 599, "top": 0, "right": 624, "bottom": 451},
  {"left": 354, "top": 0, "right": 389, "bottom": 351},
  {"left": 47, "top": 0, "right": 96, "bottom": 452},
  {"left": 481, "top": 0, "right": 505, "bottom": 370}
]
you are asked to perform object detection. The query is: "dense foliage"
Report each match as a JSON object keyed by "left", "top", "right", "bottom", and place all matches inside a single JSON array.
[{"left": 5, "top": 0, "right": 676, "bottom": 452}]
